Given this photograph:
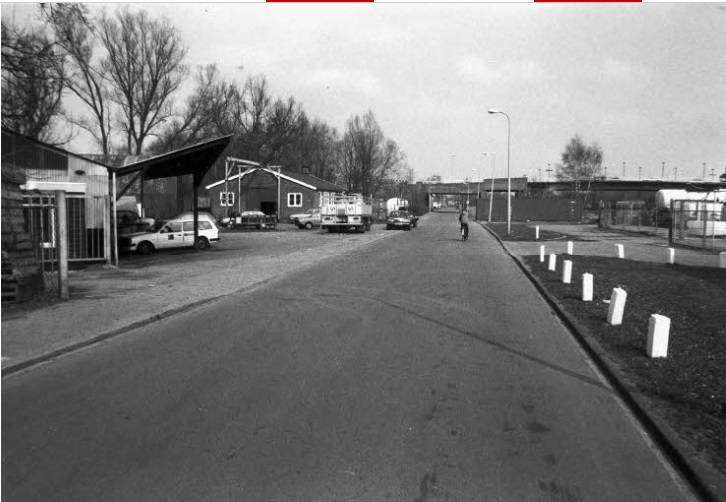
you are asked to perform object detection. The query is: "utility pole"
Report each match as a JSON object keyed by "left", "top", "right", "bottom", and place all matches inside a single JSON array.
[
  {"left": 661, "top": 161, "right": 665, "bottom": 178},
  {"left": 604, "top": 166, "right": 608, "bottom": 179},
  {"left": 546, "top": 163, "right": 553, "bottom": 180},
  {"left": 702, "top": 162, "right": 706, "bottom": 179},
  {"left": 622, "top": 161, "right": 626, "bottom": 178},
  {"left": 538, "top": 167, "right": 542, "bottom": 181},
  {"left": 638, "top": 166, "right": 642, "bottom": 180},
  {"left": 711, "top": 168, "right": 715, "bottom": 182}
]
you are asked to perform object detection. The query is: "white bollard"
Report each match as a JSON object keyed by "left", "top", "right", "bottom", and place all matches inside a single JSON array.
[
  {"left": 647, "top": 314, "right": 671, "bottom": 358},
  {"left": 720, "top": 252, "right": 726, "bottom": 269},
  {"left": 540, "top": 245, "right": 546, "bottom": 263},
  {"left": 607, "top": 287, "right": 627, "bottom": 325},
  {"left": 615, "top": 244, "right": 624, "bottom": 259},
  {"left": 666, "top": 248, "right": 675, "bottom": 265},
  {"left": 535, "top": 226, "right": 540, "bottom": 240},
  {"left": 582, "top": 273, "right": 593, "bottom": 301},
  {"left": 562, "top": 260, "right": 572, "bottom": 284},
  {"left": 548, "top": 253, "right": 557, "bottom": 272},
  {"left": 567, "top": 241, "right": 574, "bottom": 255}
]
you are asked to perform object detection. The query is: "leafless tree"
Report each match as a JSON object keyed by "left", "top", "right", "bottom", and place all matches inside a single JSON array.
[
  {"left": 99, "top": 7, "right": 188, "bottom": 155},
  {"left": 1, "top": 21, "right": 65, "bottom": 142},
  {"left": 147, "top": 64, "right": 243, "bottom": 154},
  {"left": 338, "top": 110, "right": 405, "bottom": 196},
  {"left": 42, "top": 4, "right": 113, "bottom": 154},
  {"left": 279, "top": 113, "right": 340, "bottom": 180}
]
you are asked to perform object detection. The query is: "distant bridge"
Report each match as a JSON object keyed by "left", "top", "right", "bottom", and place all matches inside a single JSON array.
[{"left": 414, "top": 178, "right": 724, "bottom": 195}]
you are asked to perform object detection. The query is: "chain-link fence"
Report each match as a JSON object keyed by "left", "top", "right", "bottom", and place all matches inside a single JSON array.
[
  {"left": 669, "top": 199, "right": 726, "bottom": 253},
  {"left": 599, "top": 201, "right": 658, "bottom": 234},
  {"left": 599, "top": 199, "right": 726, "bottom": 252}
]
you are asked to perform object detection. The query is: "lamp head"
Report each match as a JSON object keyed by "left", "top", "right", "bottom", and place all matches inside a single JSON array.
[{"left": 488, "top": 109, "right": 498, "bottom": 114}]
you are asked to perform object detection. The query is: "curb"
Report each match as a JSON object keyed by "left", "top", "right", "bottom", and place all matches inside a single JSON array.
[
  {"left": 479, "top": 221, "right": 725, "bottom": 502},
  {"left": 2, "top": 229, "right": 402, "bottom": 378}
]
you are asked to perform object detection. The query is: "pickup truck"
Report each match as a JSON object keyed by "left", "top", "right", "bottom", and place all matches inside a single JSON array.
[{"left": 291, "top": 209, "right": 321, "bottom": 229}]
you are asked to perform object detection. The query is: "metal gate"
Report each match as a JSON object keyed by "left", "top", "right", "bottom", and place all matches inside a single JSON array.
[
  {"left": 23, "top": 194, "right": 109, "bottom": 262},
  {"left": 22, "top": 194, "right": 60, "bottom": 295},
  {"left": 22, "top": 194, "right": 110, "bottom": 295}
]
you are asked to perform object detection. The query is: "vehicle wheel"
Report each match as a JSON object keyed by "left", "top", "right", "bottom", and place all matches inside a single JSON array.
[
  {"left": 386, "top": 225, "right": 391, "bottom": 230},
  {"left": 196, "top": 237, "right": 209, "bottom": 250},
  {"left": 137, "top": 241, "right": 153, "bottom": 255},
  {"left": 304, "top": 222, "right": 313, "bottom": 230},
  {"left": 406, "top": 224, "right": 412, "bottom": 231}
]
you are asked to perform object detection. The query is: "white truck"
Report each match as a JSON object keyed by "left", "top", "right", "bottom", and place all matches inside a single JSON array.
[{"left": 320, "top": 193, "right": 373, "bottom": 233}]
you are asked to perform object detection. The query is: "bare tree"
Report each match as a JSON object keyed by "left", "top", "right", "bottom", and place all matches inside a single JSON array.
[
  {"left": 99, "top": 7, "right": 188, "bottom": 155},
  {"left": 1, "top": 22, "right": 65, "bottom": 142},
  {"left": 556, "top": 135, "right": 603, "bottom": 196},
  {"left": 279, "top": 113, "right": 340, "bottom": 180},
  {"left": 147, "top": 64, "right": 242, "bottom": 154},
  {"left": 339, "top": 110, "right": 405, "bottom": 196},
  {"left": 42, "top": 4, "right": 113, "bottom": 154}
]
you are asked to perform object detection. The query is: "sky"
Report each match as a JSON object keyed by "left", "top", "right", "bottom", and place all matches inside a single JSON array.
[{"left": 3, "top": 2, "right": 726, "bottom": 183}]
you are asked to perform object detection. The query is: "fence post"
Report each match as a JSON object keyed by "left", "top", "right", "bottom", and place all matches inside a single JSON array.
[
  {"left": 104, "top": 195, "right": 112, "bottom": 265},
  {"left": 701, "top": 201, "right": 708, "bottom": 250},
  {"left": 55, "top": 190, "right": 69, "bottom": 300}
]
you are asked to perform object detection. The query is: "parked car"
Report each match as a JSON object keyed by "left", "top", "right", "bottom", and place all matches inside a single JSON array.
[
  {"left": 222, "top": 210, "right": 276, "bottom": 230},
  {"left": 174, "top": 212, "right": 218, "bottom": 225},
  {"left": 292, "top": 209, "right": 321, "bottom": 229},
  {"left": 116, "top": 209, "right": 154, "bottom": 235},
  {"left": 386, "top": 210, "right": 414, "bottom": 231},
  {"left": 119, "top": 214, "right": 220, "bottom": 255}
]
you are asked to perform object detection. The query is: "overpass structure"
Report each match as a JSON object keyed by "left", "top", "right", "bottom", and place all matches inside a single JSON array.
[
  {"left": 528, "top": 179, "right": 725, "bottom": 193},
  {"left": 419, "top": 177, "right": 528, "bottom": 196}
]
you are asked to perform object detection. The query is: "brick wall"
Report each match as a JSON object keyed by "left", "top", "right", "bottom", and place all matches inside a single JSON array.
[{"left": 1, "top": 166, "right": 43, "bottom": 301}]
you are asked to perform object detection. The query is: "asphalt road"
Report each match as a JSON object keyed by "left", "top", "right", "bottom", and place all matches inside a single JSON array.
[{"left": 2, "top": 212, "right": 694, "bottom": 501}]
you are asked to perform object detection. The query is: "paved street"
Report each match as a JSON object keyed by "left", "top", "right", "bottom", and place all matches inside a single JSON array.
[{"left": 2, "top": 212, "right": 693, "bottom": 501}]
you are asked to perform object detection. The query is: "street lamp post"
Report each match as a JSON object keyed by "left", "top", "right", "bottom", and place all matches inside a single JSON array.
[
  {"left": 488, "top": 109, "right": 511, "bottom": 235},
  {"left": 484, "top": 152, "right": 496, "bottom": 223},
  {"left": 472, "top": 168, "right": 480, "bottom": 200},
  {"left": 471, "top": 168, "right": 479, "bottom": 219}
]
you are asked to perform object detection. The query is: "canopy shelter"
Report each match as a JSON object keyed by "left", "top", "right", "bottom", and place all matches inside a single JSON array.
[{"left": 112, "top": 135, "right": 232, "bottom": 256}]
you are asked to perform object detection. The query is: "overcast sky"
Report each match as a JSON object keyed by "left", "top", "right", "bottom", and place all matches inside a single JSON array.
[{"left": 3, "top": 2, "right": 725, "bottom": 182}]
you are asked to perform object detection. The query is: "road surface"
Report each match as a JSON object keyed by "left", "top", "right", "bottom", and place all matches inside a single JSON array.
[{"left": 2, "top": 212, "right": 693, "bottom": 501}]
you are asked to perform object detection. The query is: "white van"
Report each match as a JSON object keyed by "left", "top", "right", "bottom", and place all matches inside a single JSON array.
[{"left": 121, "top": 214, "right": 220, "bottom": 255}]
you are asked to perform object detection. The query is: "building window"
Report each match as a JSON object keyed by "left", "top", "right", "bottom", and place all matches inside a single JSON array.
[
  {"left": 220, "top": 192, "right": 234, "bottom": 206},
  {"left": 288, "top": 193, "right": 302, "bottom": 207}
]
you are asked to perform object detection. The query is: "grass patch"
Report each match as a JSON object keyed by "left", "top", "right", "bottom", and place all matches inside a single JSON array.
[
  {"left": 488, "top": 222, "right": 593, "bottom": 242},
  {"left": 519, "top": 252, "right": 726, "bottom": 474}
]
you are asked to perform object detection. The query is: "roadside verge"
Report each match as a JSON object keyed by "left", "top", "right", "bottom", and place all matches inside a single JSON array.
[{"left": 480, "top": 221, "right": 726, "bottom": 502}]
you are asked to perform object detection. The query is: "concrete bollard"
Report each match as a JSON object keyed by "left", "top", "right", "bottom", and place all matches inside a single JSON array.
[
  {"left": 540, "top": 245, "right": 546, "bottom": 263},
  {"left": 720, "top": 252, "right": 726, "bottom": 269},
  {"left": 647, "top": 314, "right": 671, "bottom": 358},
  {"left": 562, "top": 260, "right": 572, "bottom": 284},
  {"left": 548, "top": 253, "right": 557, "bottom": 272},
  {"left": 607, "top": 287, "right": 627, "bottom": 325},
  {"left": 666, "top": 248, "right": 675, "bottom": 265},
  {"left": 582, "top": 273, "right": 593, "bottom": 301},
  {"left": 615, "top": 244, "right": 624, "bottom": 259},
  {"left": 567, "top": 241, "right": 574, "bottom": 255},
  {"left": 535, "top": 226, "right": 540, "bottom": 240}
]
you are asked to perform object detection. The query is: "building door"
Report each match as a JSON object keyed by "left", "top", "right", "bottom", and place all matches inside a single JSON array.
[{"left": 260, "top": 201, "right": 276, "bottom": 216}]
